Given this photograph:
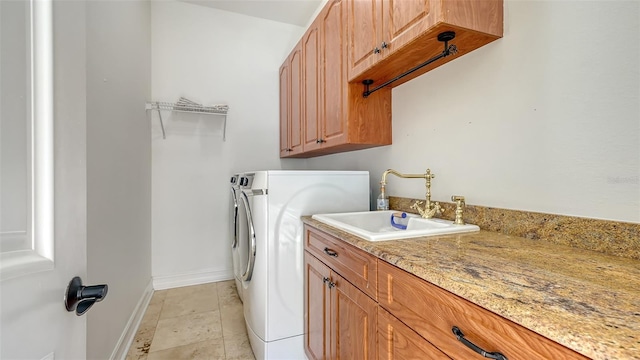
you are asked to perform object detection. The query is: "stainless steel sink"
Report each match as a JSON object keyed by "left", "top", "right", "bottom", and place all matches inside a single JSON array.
[{"left": 311, "top": 210, "right": 479, "bottom": 241}]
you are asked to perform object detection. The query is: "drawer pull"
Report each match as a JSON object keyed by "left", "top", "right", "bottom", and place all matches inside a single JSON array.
[
  {"left": 452, "top": 326, "right": 507, "bottom": 360},
  {"left": 323, "top": 247, "right": 338, "bottom": 257}
]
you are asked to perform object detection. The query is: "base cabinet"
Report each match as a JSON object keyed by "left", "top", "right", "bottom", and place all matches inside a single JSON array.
[
  {"left": 304, "top": 223, "right": 590, "bottom": 360},
  {"left": 304, "top": 251, "right": 377, "bottom": 360}
]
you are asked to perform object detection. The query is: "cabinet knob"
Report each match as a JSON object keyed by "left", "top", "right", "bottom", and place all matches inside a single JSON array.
[
  {"left": 316, "top": 139, "right": 326, "bottom": 144},
  {"left": 381, "top": 41, "right": 388, "bottom": 49},
  {"left": 373, "top": 47, "right": 381, "bottom": 54}
]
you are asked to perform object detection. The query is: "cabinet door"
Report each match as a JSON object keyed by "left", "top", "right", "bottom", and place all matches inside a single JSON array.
[
  {"left": 288, "top": 43, "right": 303, "bottom": 155},
  {"left": 279, "top": 60, "right": 290, "bottom": 157},
  {"left": 331, "top": 271, "right": 377, "bottom": 360},
  {"left": 305, "top": 253, "right": 331, "bottom": 360},
  {"left": 378, "top": 307, "right": 450, "bottom": 360},
  {"left": 346, "top": 0, "right": 383, "bottom": 79},
  {"left": 320, "top": 0, "right": 348, "bottom": 147},
  {"left": 382, "top": 0, "right": 435, "bottom": 55},
  {"left": 303, "top": 22, "right": 322, "bottom": 152}
]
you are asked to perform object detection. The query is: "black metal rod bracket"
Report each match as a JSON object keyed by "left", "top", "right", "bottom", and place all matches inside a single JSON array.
[{"left": 362, "top": 31, "right": 457, "bottom": 98}]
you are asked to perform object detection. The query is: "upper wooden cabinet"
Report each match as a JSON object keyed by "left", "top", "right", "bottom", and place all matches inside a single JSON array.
[
  {"left": 278, "top": 59, "right": 289, "bottom": 156},
  {"left": 347, "top": 0, "right": 504, "bottom": 86},
  {"left": 302, "top": 20, "right": 322, "bottom": 153},
  {"left": 281, "top": 0, "right": 502, "bottom": 158},
  {"left": 281, "top": 0, "right": 392, "bottom": 158},
  {"left": 280, "top": 41, "right": 303, "bottom": 157}
]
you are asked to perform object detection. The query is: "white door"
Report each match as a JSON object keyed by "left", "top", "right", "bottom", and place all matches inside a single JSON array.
[{"left": 0, "top": 0, "right": 87, "bottom": 358}]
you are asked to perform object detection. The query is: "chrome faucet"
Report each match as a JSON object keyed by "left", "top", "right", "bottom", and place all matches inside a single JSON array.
[{"left": 379, "top": 168, "right": 443, "bottom": 219}]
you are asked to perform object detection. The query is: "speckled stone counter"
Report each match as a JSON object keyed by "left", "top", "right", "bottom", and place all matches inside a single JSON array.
[
  {"left": 302, "top": 217, "right": 640, "bottom": 360},
  {"left": 390, "top": 196, "right": 640, "bottom": 260}
]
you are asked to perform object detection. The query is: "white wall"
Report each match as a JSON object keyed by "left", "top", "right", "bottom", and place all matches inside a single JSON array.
[
  {"left": 151, "top": 1, "right": 305, "bottom": 283},
  {"left": 86, "top": 1, "right": 152, "bottom": 358},
  {"left": 305, "top": 0, "right": 640, "bottom": 223}
]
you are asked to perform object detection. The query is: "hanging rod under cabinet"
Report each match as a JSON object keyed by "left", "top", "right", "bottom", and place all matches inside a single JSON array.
[
  {"left": 362, "top": 31, "right": 458, "bottom": 98},
  {"left": 145, "top": 100, "right": 229, "bottom": 140}
]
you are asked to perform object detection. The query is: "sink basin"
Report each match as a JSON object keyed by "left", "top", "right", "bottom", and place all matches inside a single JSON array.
[{"left": 311, "top": 210, "right": 480, "bottom": 241}]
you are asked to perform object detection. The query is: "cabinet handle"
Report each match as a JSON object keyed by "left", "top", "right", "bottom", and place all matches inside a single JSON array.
[
  {"left": 316, "top": 139, "right": 326, "bottom": 144},
  {"left": 323, "top": 247, "right": 338, "bottom": 257},
  {"left": 452, "top": 326, "right": 507, "bottom": 360},
  {"left": 322, "top": 276, "right": 335, "bottom": 288},
  {"left": 381, "top": 41, "right": 388, "bottom": 49},
  {"left": 373, "top": 47, "right": 381, "bottom": 54}
]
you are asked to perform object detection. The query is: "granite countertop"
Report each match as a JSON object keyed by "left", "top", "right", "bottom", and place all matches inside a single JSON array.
[{"left": 302, "top": 217, "right": 640, "bottom": 360}]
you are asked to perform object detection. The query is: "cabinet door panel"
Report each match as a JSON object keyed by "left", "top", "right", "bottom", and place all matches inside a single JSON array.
[
  {"left": 303, "top": 24, "right": 322, "bottom": 152},
  {"left": 378, "top": 307, "right": 450, "bottom": 360},
  {"left": 384, "top": 0, "right": 435, "bottom": 53},
  {"left": 305, "top": 253, "right": 331, "bottom": 360},
  {"left": 289, "top": 45, "right": 303, "bottom": 154},
  {"left": 321, "top": 0, "right": 348, "bottom": 146},
  {"left": 279, "top": 62, "right": 290, "bottom": 157},
  {"left": 347, "top": 0, "right": 383, "bottom": 79},
  {"left": 332, "top": 272, "right": 377, "bottom": 360}
]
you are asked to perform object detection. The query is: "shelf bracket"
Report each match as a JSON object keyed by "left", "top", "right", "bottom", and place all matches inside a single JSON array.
[
  {"left": 362, "top": 31, "right": 458, "bottom": 98},
  {"left": 157, "top": 109, "right": 166, "bottom": 139}
]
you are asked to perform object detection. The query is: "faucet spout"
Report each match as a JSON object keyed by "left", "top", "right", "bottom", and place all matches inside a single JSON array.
[{"left": 378, "top": 168, "right": 442, "bottom": 219}]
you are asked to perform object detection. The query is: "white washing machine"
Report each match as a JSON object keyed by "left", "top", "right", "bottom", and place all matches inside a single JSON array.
[
  {"left": 229, "top": 174, "right": 243, "bottom": 302},
  {"left": 236, "top": 170, "right": 370, "bottom": 360}
]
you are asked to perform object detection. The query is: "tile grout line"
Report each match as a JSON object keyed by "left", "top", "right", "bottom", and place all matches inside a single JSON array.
[
  {"left": 216, "top": 282, "right": 228, "bottom": 359},
  {"left": 146, "top": 292, "right": 165, "bottom": 356}
]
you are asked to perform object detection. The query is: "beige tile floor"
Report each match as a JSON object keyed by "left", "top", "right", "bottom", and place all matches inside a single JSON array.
[{"left": 126, "top": 281, "right": 255, "bottom": 360}]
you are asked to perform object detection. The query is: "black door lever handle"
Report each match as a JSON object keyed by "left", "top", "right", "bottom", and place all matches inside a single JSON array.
[{"left": 65, "top": 276, "right": 108, "bottom": 316}]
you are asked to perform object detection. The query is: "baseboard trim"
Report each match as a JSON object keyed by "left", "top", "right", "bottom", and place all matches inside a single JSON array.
[
  {"left": 152, "top": 268, "right": 233, "bottom": 290},
  {"left": 109, "top": 280, "right": 154, "bottom": 360}
]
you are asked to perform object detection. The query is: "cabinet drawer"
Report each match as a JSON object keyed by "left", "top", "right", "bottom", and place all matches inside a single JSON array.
[
  {"left": 305, "top": 225, "right": 377, "bottom": 299},
  {"left": 378, "top": 261, "right": 588, "bottom": 359},
  {"left": 378, "top": 307, "right": 450, "bottom": 360}
]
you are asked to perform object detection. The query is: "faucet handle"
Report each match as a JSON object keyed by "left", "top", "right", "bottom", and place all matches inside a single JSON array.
[
  {"left": 451, "top": 195, "right": 465, "bottom": 203},
  {"left": 410, "top": 200, "right": 425, "bottom": 217},
  {"left": 451, "top": 196, "right": 465, "bottom": 225}
]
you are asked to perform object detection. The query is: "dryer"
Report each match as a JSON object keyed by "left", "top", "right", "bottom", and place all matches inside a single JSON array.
[{"left": 236, "top": 171, "right": 370, "bottom": 360}]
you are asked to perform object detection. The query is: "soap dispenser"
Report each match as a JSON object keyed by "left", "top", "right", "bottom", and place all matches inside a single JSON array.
[{"left": 376, "top": 182, "right": 389, "bottom": 210}]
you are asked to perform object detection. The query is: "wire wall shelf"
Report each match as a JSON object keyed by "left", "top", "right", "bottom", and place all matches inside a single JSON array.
[{"left": 145, "top": 97, "right": 229, "bottom": 140}]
